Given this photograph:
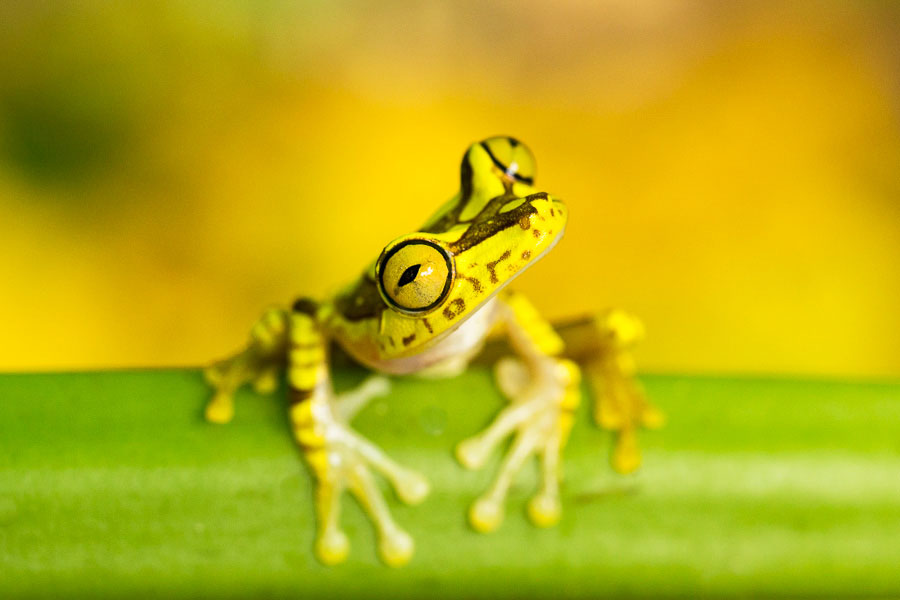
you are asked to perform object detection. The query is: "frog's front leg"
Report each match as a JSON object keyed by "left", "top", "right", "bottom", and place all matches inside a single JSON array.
[
  {"left": 456, "top": 290, "right": 580, "bottom": 532},
  {"left": 204, "top": 307, "right": 289, "bottom": 424},
  {"left": 288, "top": 305, "right": 429, "bottom": 567}
]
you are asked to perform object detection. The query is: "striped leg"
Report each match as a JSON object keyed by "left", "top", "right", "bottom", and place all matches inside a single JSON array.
[
  {"left": 287, "top": 303, "right": 429, "bottom": 567},
  {"left": 204, "top": 307, "right": 289, "bottom": 424},
  {"left": 456, "top": 290, "right": 581, "bottom": 532}
]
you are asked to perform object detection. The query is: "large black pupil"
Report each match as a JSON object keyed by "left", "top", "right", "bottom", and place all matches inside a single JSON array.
[{"left": 397, "top": 264, "right": 421, "bottom": 287}]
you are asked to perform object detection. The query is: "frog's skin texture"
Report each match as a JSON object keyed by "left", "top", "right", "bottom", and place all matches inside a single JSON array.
[{"left": 204, "top": 137, "right": 662, "bottom": 567}]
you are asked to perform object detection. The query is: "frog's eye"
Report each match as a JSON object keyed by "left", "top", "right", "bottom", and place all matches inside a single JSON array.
[
  {"left": 480, "top": 136, "right": 536, "bottom": 185},
  {"left": 376, "top": 239, "right": 455, "bottom": 315}
]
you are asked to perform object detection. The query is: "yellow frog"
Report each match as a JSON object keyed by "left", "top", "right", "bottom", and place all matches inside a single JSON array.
[{"left": 203, "top": 136, "right": 662, "bottom": 567}]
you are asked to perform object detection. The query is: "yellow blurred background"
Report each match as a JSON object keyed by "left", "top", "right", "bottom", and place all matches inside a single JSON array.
[{"left": 0, "top": 1, "right": 898, "bottom": 376}]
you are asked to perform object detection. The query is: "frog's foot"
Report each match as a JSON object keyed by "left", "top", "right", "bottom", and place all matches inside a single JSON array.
[
  {"left": 300, "top": 413, "right": 430, "bottom": 567},
  {"left": 203, "top": 308, "right": 288, "bottom": 424},
  {"left": 456, "top": 358, "right": 579, "bottom": 533},
  {"left": 593, "top": 373, "right": 665, "bottom": 433},
  {"left": 592, "top": 371, "right": 664, "bottom": 474},
  {"left": 584, "top": 309, "right": 664, "bottom": 474},
  {"left": 203, "top": 360, "right": 248, "bottom": 424},
  {"left": 595, "top": 383, "right": 665, "bottom": 474},
  {"left": 204, "top": 357, "right": 281, "bottom": 424}
]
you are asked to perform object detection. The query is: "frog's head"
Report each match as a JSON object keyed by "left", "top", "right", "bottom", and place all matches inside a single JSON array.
[{"left": 372, "top": 136, "right": 568, "bottom": 358}]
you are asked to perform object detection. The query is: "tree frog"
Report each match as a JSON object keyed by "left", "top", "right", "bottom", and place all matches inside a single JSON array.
[{"left": 203, "top": 137, "right": 662, "bottom": 567}]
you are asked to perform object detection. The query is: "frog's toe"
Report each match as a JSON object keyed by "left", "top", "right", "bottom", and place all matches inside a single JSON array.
[
  {"left": 469, "top": 496, "right": 504, "bottom": 533},
  {"left": 394, "top": 469, "right": 430, "bottom": 505},
  {"left": 205, "top": 393, "right": 234, "bottom": 424},
  {"left": 611, "top": 430, "right": 641, "bottom": 474},
  {"left": 252, "top": 369, "right": 278, "bottom": 394},
  {"left": 378, "top": 527, "right": 414, "bottom": 568},
  {"left": 334, "top": 375, "right": 393, "bottom": 421},
  {"left": 455, "top": 437, "right": 490, "bottom": 470},
  {"left": 315, "top": 529, "right": 350, "bottom": 566},
  {"left": 527, "top": 493, "right": 561, "bottom": 528},
  {"left": 363, "top": 375, "right": 391, "bottom": 398}
]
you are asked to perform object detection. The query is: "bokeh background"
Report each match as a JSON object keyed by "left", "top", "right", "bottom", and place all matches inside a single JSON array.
[{"left": 1, "top": 1, "right": 898, "bottom": 376}]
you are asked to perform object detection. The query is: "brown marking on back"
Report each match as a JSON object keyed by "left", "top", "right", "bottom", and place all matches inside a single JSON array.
[
  {"left": 402, "top": 333, "right": 416, "bottom": 347},
  {"left": 521, "top": 250, "right": 531, "bottom": 260},
  {"left": 518, "top": 215, "right": 531, "bottom": 230},
  {"left": 422, "top": 318, "right": 433, "bottom": 334},
  {"left": 450, "top": 190, "right": 518, "bottom": 229},
  {"left": 442, "top": 298, "right": 466, "bottom": 320},
  {"left": 449, "top": 202, "right": 538, "bottom": 254},
  {"left": 532, "top": 229, "right": 542, "bottom": 239},
  {"left": 486, "top": 250, "right": 511, "bottom": 284}
]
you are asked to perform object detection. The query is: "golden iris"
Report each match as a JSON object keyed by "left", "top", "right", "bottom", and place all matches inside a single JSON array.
[{"left": 378, "top": 240, "right": 454, "bottom": 313}]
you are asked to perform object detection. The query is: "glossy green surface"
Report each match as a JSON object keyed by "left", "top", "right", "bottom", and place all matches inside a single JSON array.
[{"left": 1, "top": 370, "right": 899, "bottom": 598}]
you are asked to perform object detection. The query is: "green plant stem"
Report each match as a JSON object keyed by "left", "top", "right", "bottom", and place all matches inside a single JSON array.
[{"left": 0, "top": 370, "right": 899, "bottom": 598}]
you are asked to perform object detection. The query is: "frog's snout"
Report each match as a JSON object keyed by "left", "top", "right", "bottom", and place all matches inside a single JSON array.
[{"left": 526, "top": 194, "right": 568, "bottom": 238}]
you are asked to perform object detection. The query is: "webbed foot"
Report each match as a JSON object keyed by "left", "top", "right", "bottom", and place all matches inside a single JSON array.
[
  {"left": 203, "top": 307, "right": 288, "bottom": 424},
  {"left": 300, "top": 406, "right": 430, "bottom": 566},
  {"left": 589, "top": 309, "right": 664, "bottom": 474},
  {"left": 456, "top": 357, "right": 580, "bottom": 532}
]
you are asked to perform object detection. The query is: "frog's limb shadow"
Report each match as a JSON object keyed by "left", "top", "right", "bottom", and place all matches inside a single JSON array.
[
  {"left": 204, "top": 307, "right": 289, "bottom": 424},
  {"left": 456, "top": 290, "right": 581, "bottom": 532}
]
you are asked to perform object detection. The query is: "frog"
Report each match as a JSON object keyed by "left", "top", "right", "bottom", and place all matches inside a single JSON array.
[{"left": 203, "top": 136, "right": 663, "bottom": 567}]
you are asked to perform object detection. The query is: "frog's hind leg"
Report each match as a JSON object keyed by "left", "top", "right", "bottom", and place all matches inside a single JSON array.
[
  {"left": 204, "top": 307, "right": 289, "bottom": 424},
  {"left": 287, "top": 304, "right": 429, "bottom": 567},
  {"left": 556, "top": 309, "right": 664, "bottom": 474},
  {"left": 456, "top": 290, "right": 581, "bottom": 532}
]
